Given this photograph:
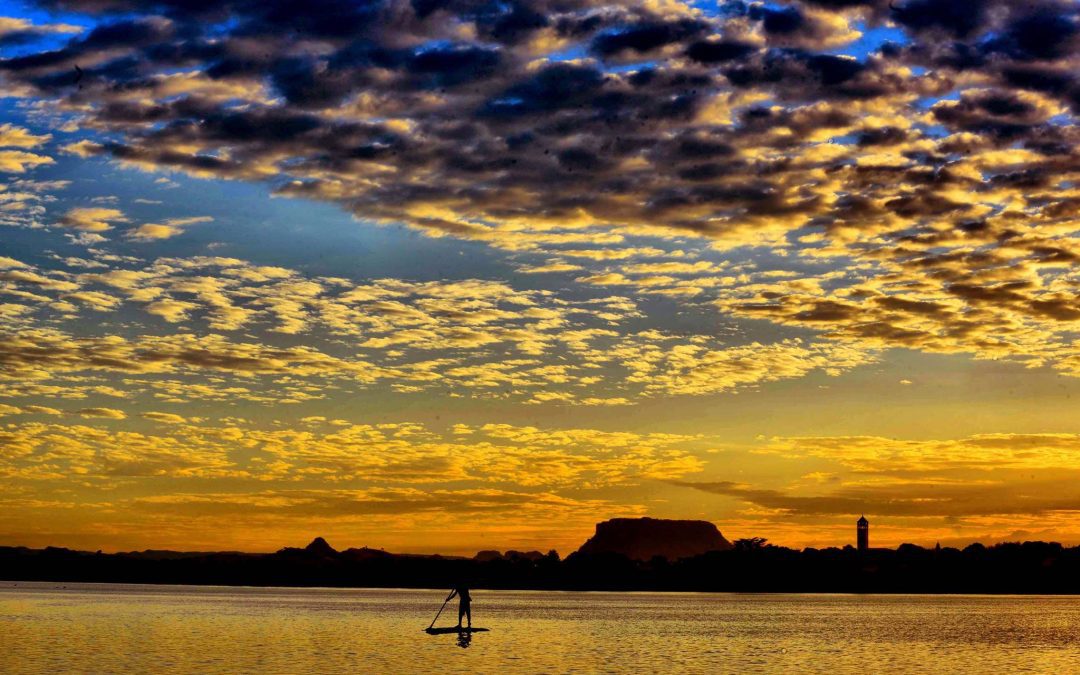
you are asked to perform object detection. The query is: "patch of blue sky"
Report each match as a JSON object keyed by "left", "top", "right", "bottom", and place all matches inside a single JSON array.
[
  {"left": 826, "top": 132, "right": 859, "bottom": 146},
  {"left": 547, "top": 43, "right": 588, "bottom": 62},
  {"left": 918, "top": 123, "right": 951, "bottom": 138},
  {"left": 7, "top": 142, "right": 513, "bottom": 285},
  {"left": 0, "top": 0, "right": 95, "bottom": 30},
  {"left": 487, "top": 96, "right": 524, "bottom": 108},
  {"left": 703, "top": 0, "right": 770, "bottom": 17},
  {"left": 605, "top": 60, "right": 658, "bottom": 74},
  {"left": 831, "top": 24, "right": 909, "bottom": 60},
  {"left": 0, "top": 14, "right": 91, "bottom": 57},
  {"left": 0, "top": 95, "right": 29, "bottom": 118},
  {"left": 0, "top": 33, "right": 70, "bottom": 58},
  {"left": 205, "top": 14, "right": 242, "bottom": 36},
  {"left": 412, "top": 39, "right": 456, "bottom": 55},
  {"left": 914, "top": 90, "right": 960, "bottom": 111}
]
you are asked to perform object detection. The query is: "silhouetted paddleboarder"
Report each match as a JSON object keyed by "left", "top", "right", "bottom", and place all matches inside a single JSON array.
[
  {"left": 449, "top": 584, "right": 471, "bottom": 629},
  {"left": 426, "top": 585, "right": 488, "bottom": 635}
]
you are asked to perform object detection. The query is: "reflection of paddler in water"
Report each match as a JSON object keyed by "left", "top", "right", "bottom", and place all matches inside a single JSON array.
[{"left": 447, "top": 584, "right": 471, "bottom": 629}]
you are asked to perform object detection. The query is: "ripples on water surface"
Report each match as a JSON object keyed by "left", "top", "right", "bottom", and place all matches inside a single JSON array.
[{"left": 2, "top": 583, "right": 1079, "bottom": 673}]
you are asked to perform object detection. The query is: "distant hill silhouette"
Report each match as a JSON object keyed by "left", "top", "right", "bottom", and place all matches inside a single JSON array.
[
  {"left": 576, "top": 517, "right": 733, "bottom": 560},
  {"left": 340, "top": 546, "right": 394, "bottom": 562},
  {"left": 4, "top": 529, "right": 1080, "bottom": 593},
  {"left": 117, "top": 549, "right": 249, "bottom": 560},
  {"left": 474, "top": 550, "right": 546, "bottom": 562}
]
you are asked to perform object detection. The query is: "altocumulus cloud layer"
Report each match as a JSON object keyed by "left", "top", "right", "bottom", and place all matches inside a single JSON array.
[
  {"left": 2, "top": 0, "right": 1078, "bottom": 372},
  {"left": 1, "top": 0, "right": 1080, "bottom": 552}
]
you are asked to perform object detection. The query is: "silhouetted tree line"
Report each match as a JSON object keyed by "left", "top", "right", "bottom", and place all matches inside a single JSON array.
[{"left": 3, "top": 539, "right": 1080, "bottom": 593}]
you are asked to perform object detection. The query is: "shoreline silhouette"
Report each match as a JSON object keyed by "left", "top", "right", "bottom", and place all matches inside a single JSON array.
[{"left": 3, "top": 518, "right": 1080, "bottom": 594}]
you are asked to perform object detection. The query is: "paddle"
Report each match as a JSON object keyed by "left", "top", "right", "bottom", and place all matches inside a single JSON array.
[{"left": 426, "top": 590, "right": 455, "bottom": 631}]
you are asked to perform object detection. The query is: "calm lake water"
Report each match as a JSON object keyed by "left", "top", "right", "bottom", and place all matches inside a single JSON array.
[{"left": 1, "top": 582, "right": 1079, "bottom": 673}]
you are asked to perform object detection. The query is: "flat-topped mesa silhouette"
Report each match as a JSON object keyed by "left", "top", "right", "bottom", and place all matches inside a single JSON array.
[{"left": 575, "top": 517, "right": 733, "bottom": 561}]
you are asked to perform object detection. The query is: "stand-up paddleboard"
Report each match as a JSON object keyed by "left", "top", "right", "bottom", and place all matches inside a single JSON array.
[{"left": 425, "top": 627, "right": 490, "bottom": 635}]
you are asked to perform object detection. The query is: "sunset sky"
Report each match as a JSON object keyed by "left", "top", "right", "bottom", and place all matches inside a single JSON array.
[{"left": 1, "top": 0, "right": 1079, "bottom": 555}]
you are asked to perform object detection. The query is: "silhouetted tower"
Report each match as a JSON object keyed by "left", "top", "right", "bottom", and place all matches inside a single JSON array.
[{"left": 857, "top": 515, "right": 869, "bottom": 552}]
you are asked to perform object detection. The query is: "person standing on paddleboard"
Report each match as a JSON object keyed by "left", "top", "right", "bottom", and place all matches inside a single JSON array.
[{"left": 448, "top": 584, "right": 471, "bottom": 629}]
